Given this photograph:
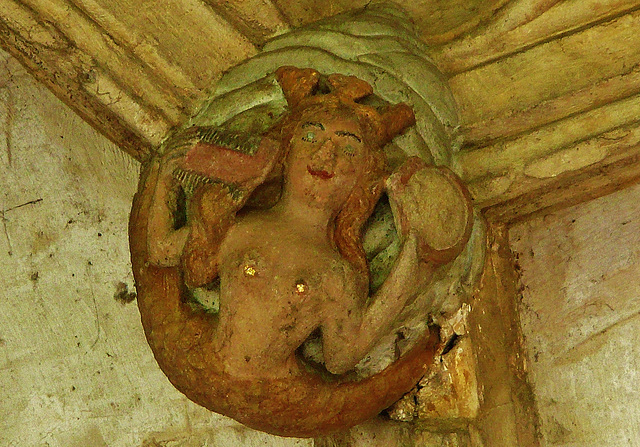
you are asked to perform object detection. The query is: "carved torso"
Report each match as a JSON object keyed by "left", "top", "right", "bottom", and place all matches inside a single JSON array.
[{"left": 215, "top": 209, "right": 356, "bottom": 377}]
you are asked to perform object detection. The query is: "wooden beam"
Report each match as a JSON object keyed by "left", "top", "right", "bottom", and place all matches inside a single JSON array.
[
  {"left": 202, "top": 0, "right": 290, "bottom": 45},
  {"left": 481, "top": 135, "right": 640, "bottom": 224},
  {"left": 449, "top": 9, "right": 640, "bottom": 131},
  {"left": 446, "top": 6, "right": 640, "bottom": 222},
  {"left": 0, "top": 1, "right": 152, "bottom": 161},
  {"left": 457, "top": 97, "right": 640, "bottom": 184},
  {"left": 410, "top": 0, "right": 510, "bottom": 44},
  {"left": 459, "top": 118, "right": 640, "bottom": 223},
  {"left": 270, "top": 0, "right": 512, "bottom": 45},
  {"left": 2, "top": 0, "right": 639, "bottom": 220},
  {"left": 0, "top": 0, "right": 257, "bottom": 161},
  {"left": 268, "top": 0, "right": 359, "bottom": 27},
  {"left": 431, "top": 0, "right": 640, "bottom": 75},
  {"left": 460, "top": 68, "right": 640, "bottom": 147}
]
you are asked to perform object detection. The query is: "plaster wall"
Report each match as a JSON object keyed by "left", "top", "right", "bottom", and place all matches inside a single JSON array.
[
  {"left": 0, "top": 51, "right": 311, "bottom": 447},
  {"left": 510, "top": 183, "right": 640, "bottom": 446}
]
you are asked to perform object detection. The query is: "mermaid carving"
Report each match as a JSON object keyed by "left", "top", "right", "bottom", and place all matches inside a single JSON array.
[{"left": 129, "top": 66, "right": 473, "bottom": 437}]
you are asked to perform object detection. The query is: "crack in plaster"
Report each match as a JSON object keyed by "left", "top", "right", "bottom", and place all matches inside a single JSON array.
[{"left": 0, "top": 198, "right": 43, "bottom": 256}]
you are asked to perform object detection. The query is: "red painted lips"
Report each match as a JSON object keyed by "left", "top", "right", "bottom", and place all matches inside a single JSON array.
[{"left": 307, "top": 166, "right": 334, "bottom": 179}]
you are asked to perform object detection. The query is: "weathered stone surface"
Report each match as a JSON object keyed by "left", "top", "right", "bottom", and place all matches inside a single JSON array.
[
  {"left": 388, "top": 334, "right": 479, "bottom": 429},
  {"left": 466, "top": 225, "right": 541, "bottom": 447},
  {"left": 510, "top": 182, "right": 640, "bottom": 446}
]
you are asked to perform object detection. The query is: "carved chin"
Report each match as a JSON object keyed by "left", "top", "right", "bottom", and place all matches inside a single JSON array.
[{"left": 301, "top": 183, "right": 347, "bottom": 210}]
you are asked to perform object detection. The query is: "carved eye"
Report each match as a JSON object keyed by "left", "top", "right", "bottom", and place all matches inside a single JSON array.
[
  {"left": 343, "top": 144, "right": 356, "bottom": 157},
  {"left": 301, "top": 131, "right": 316, "bottom": 142}
]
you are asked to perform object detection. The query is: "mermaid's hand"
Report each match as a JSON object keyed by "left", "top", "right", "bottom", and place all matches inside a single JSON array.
[
  {"left": 386, "top": 157, "right": 473, "bottom": 265},
  {"left": 182, "top": 133, "right": 282, "bottom": 193},
  {"left": 155, "top": 126, "right": 204, "bottom": 185}
]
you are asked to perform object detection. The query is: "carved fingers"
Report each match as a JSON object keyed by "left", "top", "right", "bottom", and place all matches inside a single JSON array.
[{"left": 386, "top": 157, "right": 474, "bottom": 265}]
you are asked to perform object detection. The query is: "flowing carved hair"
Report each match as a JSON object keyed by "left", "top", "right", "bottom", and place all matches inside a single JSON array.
[{"left": 271, "top": 67, "right": 416, "bottom": 290}]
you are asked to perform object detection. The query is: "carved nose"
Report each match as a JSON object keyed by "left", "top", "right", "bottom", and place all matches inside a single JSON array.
[{"left": 313, "top": 139, "right": 336, "bottom": 164}]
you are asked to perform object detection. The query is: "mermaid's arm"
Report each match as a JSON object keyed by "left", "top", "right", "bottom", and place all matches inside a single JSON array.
[
  {"left": 147, "top": 158, "right": 190, "bottom": 267},
  {"left": 147, "top": 132, "right": 282, "bottom": 278},
  {"left": 322, "top": 157, "right": 473, "bottom": 374},
  {"left": 180, "top": 182, "right": 243, "bottom": 287},
  {"left": 322, "top": 234, "right": 431, "bottom": 374}
]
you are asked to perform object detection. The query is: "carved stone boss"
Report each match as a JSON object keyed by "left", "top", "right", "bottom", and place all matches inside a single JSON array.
[{"left": 129, "top": 5, "right": 482, "bottom": 438}]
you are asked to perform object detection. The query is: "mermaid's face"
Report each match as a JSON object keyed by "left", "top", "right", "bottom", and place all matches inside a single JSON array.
[{"left": 285, "top": 111, "right": 369, "bottom": 209}]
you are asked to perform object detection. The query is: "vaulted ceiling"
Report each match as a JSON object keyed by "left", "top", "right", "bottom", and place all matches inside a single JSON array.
[{"left": 1, "top": 0, "right": 639, "bottom": 222}]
